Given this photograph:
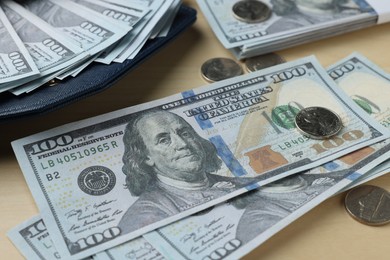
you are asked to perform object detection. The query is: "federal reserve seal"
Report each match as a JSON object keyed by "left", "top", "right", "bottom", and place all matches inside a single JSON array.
[{"left": 78, "top": 166, "right": 116, "bottom": 196}]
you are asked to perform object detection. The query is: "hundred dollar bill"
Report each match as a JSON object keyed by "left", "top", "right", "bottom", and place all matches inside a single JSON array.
[
  {"left": 1, "top": 1, "right": 88, "bottom": 91},
  {"left": 101, "top": 135, "right": 390, "bottom": 260},
  {"left": 197, "top": 0, "right": 377, "bottom": 49},
  {"left": 69, "top": 0, "right": 148, "bottom": 64},
  {"left": 9, "top": 71, "right": 62, "bottom": 95},
  {"left": 11, "top": 56, "right": 389, "bottom": 259},
  {"left": 19, "top": 0, "right": 128, "bottom": 58},
  {"left": 9, "top": 47, "right": 95, "bottom": 95},
  {"left": 8, "top": 215, "right": 63, "bottom": 260},
  {"left": 328, "top": 53, "right": 390, "bottom": 189},
  {"left": 0, "top": 5, "right": 39, "bottom": 85},
  {"left": 7, "top": 215, "right": 92, "bottom": 260},
  {"left": 148, "top": 0, "right": 181, "bottom": 39},
  {"left": 94, "top": 0, "right": 161, "bottom": 64},
  {"left": 57, "top": 52, "right": 102, "bottom": 81},
  {"left": 10, "top": 57, "right": 90, "bottom": 95},
  {"left": 7, "top": 215, "right": 160, "bottom": 260},
  {"left": 142, "top": 57, "right": 390, "bottom": 260},
  {"left": 71, "top": 0, "right": 147, "bottom": 30},
  {"left": 112, "top": 0, "right": 175, "bottom": 62},
  {"left": 144, "top": 158, "right": 389, "bottom": 260},
  {"left": 154, "top": 0, "right": 181, "bottom": 38}
]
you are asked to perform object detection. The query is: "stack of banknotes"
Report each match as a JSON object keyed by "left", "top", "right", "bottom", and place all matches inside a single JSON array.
[
  {"left": 196, "top": 0, "right": 390, "bottom": 59},
  {"left": 0, "top": 0, "right": 182, "bottom": 95},
  {"left": 8, "top": 52, "right": 390, "bottom": 259}
]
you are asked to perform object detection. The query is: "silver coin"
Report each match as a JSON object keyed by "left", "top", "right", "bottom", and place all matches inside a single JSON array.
[
  {"left": 345, "top": 185, "right": 390, "bottom": 226},
  {"left": 232, "top": 0, "right": 272, "bottom": 23},
  {"left": 201, "top": 57, "right": 243, "bottom": 82},
  {"left": 294, "top": 106, "right": 343, "bottom": 139},
  {"left": 244, "top": 53, "right": 286, "bottom": 72}
]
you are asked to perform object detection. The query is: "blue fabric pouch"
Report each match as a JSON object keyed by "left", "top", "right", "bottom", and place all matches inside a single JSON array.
[{"left": 0, "top": 5, "right": 196, "bottom": 122}]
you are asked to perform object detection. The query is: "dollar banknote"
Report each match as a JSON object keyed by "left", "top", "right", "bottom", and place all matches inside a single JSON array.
[
  {"left": 154, "top": 0, "right": 181, "bottom": 38},
  {"left": 18, "top": 0, "right": 128, "bottom": 57},
  {"left": 144, "top": 161, "right": 388, "bottom": 260},
  {"left": 56, "top": 52, "right": 102, "bottom": 81},
  {"left": 96, "top": 151, "right": 390, "bottom": 260},
  {"left": 7, "top": 215, "right": 162, "bottom": 260},
  {"left": 94, "top": 0, "right": 164, "bottom": 64},
  {"left": 196, "top": 0, "right": 377, "bottom": 49},
  {"left": 71, "top": 0, "right": 147, "bottom": 31},
  {"left": 11, "top": 56, "right": 389, "bottom": 259},
  {"left": 111, "top": 0, "right": 175, "bottom": 62},
  {"left": 69, "top": 0, "right": 148, "bottom": 65},
  {"left": 10, "top": 57, "right": 91, "bottom": 95},
  {"left": 0, "top": 5, "right": 39, "bottom": 85},
  {"left": 141, "top": 54, "right": 390, "bottom": 260},
  {"left": 148, "top": 0, "right": 181, "bottom": 39},
  {"left": 0, "top": 1, "right": 88, "bottom": 91},
  {"left": 7, "top": 215, "right": 93, "bottom": 260},
  {"left": 328, "top": 52, "right": 390, "bottom": 190}
]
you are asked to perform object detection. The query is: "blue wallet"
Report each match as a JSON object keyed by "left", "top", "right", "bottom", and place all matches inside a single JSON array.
[{"left": 0, "top": 5, "right": 197, "bottom": 122}]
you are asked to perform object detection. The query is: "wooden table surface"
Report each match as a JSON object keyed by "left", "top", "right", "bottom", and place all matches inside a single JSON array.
[{"left": 1, "top": 1, "right": 389, "bottom": 259}]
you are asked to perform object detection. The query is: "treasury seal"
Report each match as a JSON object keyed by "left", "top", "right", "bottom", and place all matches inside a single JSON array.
[{"left": 78, "top": 166, "right": 116, "bottom": 196}]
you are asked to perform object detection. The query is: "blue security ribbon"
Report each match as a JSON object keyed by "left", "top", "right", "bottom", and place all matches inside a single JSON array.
[
  {"left": 346, "top": 172, "right": 362, "bottom": 181},
  {"left": 209, "top": 135, "right": 247, "bottom": 177},
  {"left": 183, "top": 91, "right": 259, "bottom": 190}
]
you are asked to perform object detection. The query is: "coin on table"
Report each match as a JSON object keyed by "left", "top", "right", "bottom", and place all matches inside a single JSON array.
[
  {"left": 201, "top": 57, "right": 243, "bottom": 82},
  {"left": 345, "top": 185, "right": 390, "bottom": 226},
  {"left": 294, "top": 106, "right": 343, "bottom": 139},
  {"left": 232, "top": 0, "right": 272, "bottom": 23},
  {"left": 244, "top": 53, "right": 286, "bottom": 72}
]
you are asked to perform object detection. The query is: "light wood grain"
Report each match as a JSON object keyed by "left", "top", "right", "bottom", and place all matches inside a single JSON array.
[{"left": 1, "top": 1, "right": 389, "bottom": 259}]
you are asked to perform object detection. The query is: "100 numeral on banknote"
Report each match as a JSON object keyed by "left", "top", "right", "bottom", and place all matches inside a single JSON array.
[{"left": 12, "top": 56, "right": 389, "bottom": 259}]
